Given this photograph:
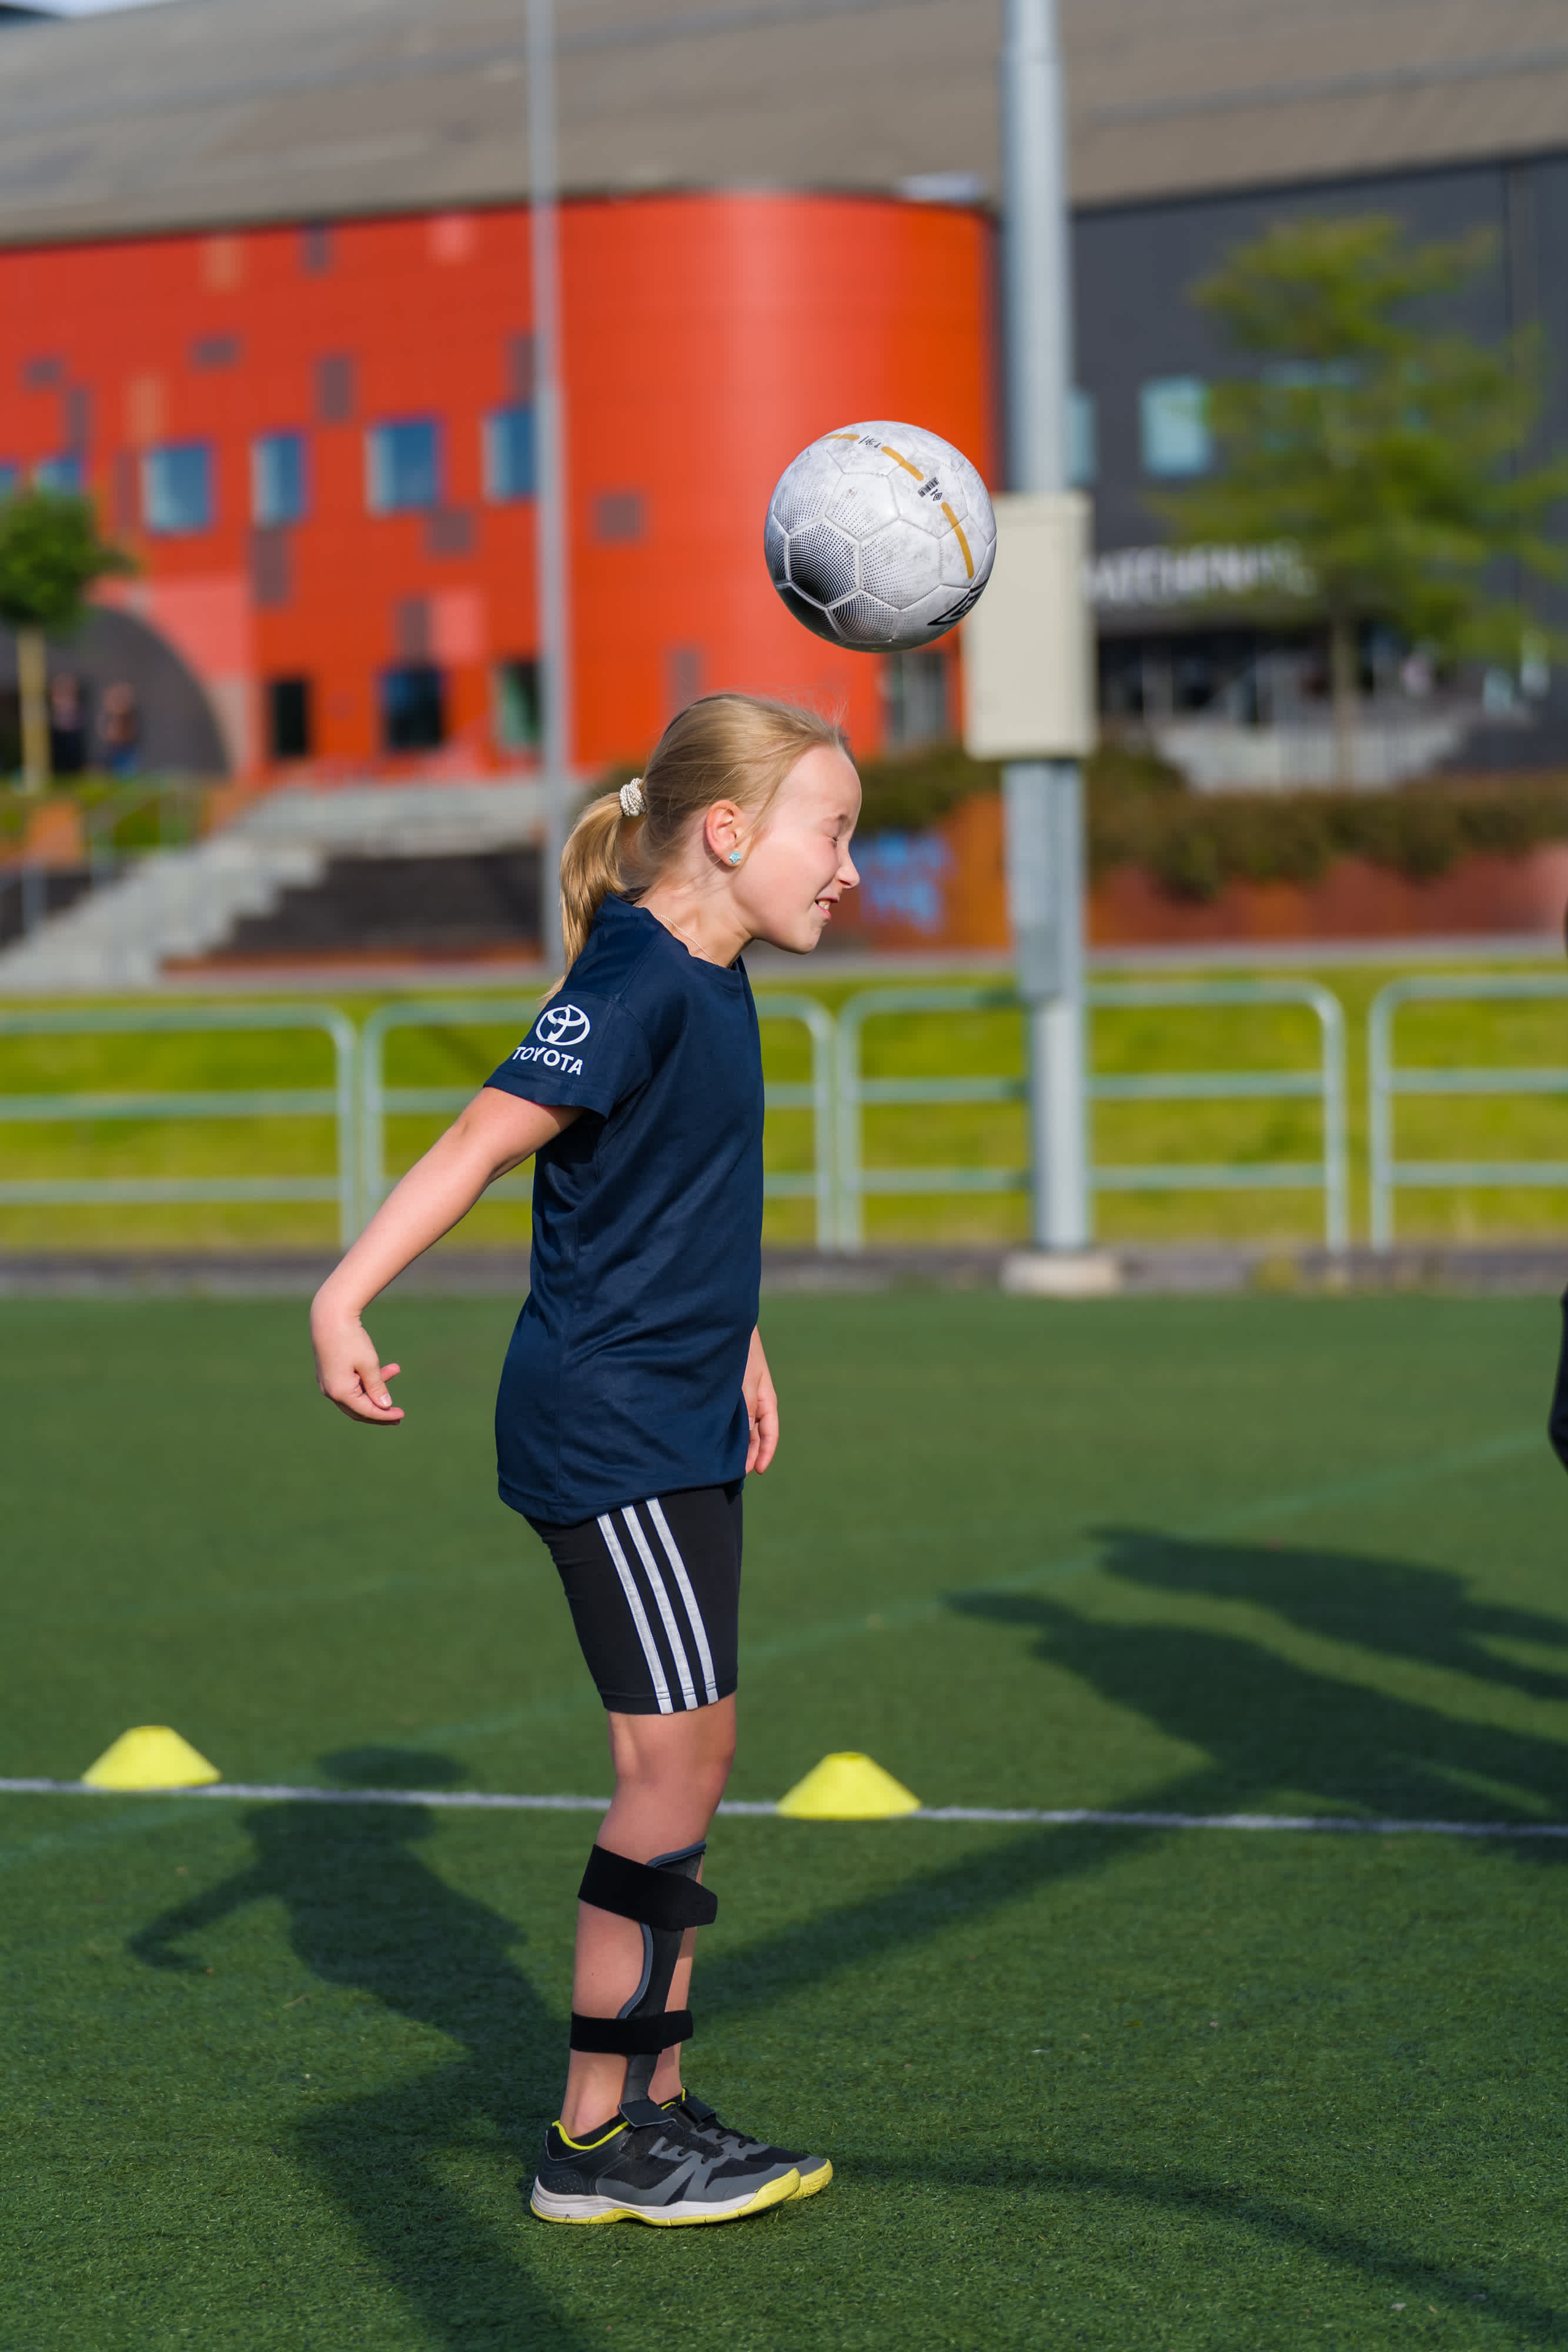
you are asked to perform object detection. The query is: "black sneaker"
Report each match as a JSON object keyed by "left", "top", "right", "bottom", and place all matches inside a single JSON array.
[
  {"left": 667, "top": 2092, "right": 833, "bottom": 2201},
  {"left": 529, "top": 2109, "right": 799, "bottom": 2226}
]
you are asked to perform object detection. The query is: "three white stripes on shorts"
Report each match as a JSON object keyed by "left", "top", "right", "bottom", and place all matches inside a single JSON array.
[{"left": 596, "top": 1501, "right": 720, "bottom": 1713}]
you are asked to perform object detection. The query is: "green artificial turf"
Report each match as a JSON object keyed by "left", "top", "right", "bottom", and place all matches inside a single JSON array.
[{"left": 5, "top": 1291, "right": 1568, "bottom": 2348}]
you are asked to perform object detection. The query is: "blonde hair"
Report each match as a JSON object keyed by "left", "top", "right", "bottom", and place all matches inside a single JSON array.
[{"left": 557, "top": 693, "right": 848, "bottom": 970}]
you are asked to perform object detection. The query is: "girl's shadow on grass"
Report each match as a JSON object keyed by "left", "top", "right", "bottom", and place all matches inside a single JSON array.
[
  {"left": 124, "top": 1529, "right": 1568, "bottom": 2343},
  {"left": 951, "top": 1526, "right": 1568, "bottom": 1839},
  {"left": 131, "top": 1748, "right": 590, "bottom": 2351}
]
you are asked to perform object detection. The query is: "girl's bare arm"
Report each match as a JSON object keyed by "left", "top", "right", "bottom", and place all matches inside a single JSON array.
[{"left": 310, "top": 1088, "right": 579, "bottom": 1424}]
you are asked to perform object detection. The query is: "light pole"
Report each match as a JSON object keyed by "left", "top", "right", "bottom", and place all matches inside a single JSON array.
[
  {"left": 999, "top": 0, "right": 1092, "bottom": 1257},
  {"left": 527, "top": 0, "right": 571, "bottom": 970}
]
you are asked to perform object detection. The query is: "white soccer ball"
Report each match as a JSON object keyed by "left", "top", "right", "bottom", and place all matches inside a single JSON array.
[{"left": 764, "top": 420, "right": 997, "bottom": 652}]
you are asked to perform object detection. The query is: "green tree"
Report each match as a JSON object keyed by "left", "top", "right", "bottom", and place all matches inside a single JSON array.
[
  {"left": 1161, "top": 216, "right": 1568, "bottom": 781},
  {"left": 0, "top": 487, "right": 135, "bottom": 791}
]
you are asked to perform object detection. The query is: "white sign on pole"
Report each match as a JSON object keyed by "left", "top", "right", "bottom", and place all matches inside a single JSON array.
[{"left": 961, "top": 492, "right": 1095, "bottom": 761}]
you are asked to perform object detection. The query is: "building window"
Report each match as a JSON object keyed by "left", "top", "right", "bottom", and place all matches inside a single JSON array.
[
  {"left": 251, "top": 528, "right": 292, "bottom": 609},
  {"left": 112, "top": 451, "right": 137, "bottom": 530},
  {"left": 664, "top": 644, "right": 703, "bottom": 714},
  {"left": 881, "top": 649, "right": 950, "bottom": 750},
  {"left": 484, "top": 405, "right": 535, "bottom": 502},
  {"left": 493, "top": 657, "right": 540, "bottom": 750},
  {"left": 21, "top": 354, "right": 62, "bottom": 390},
  {"left": 380, "top": 662, "right": 446, "bottom": 750},
  {"left": 427, "top": 212, "right": 476, "bottom": 265},
  {"left": 393, "top": 596, "right": 430, "bottom": 661},
  {"left": 301, "top": 223, "right": 333, "bottom": 276},
  {"left": 426, "top": 507, "right": 474, "bottom": 557},
  {"left": 315, "top": 353, "right": 356, "bottom": 424},
  {"left": 367, "top": 419, "right": 441, "bottom": 514},
  {"left": 252, "top": 431, "right": 307, "bottom": 526},
  {"left": 1262, "top": 359, "right": 1358, "bottom": 391},
  {"left": 267, "top": 676, "right": 312, "bottom": 760},
  {"left": 1069, "top": 389, "right": 1096, "bottom": 489},
  {"left": 34, "top": 456, "right": 81, "bottom": 493},
  {"left": 506, "top": 332, "right": 536, "bottom": 403},
  {"left": 143, "top": 440, "right": 214, "bottom": 534},
  {"left": 898, "top": 171, "right": 985, "bottom": 205},
  {"left": 1140, "top": 377, "right": 1211, "bottom": 477},
  {"left": 593, "top": 489, "right": 644, "bottom": 544},
  {"left": 200, "top": 234, "right": 244, "bottom": 292},
  {"left": 191, "top": 332, "right": 241, "bottom": 372}
]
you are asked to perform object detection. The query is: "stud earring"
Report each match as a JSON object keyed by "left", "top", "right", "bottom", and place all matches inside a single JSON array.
[{"left": 728, "top": 850, "right": 743, "bottom": 864}]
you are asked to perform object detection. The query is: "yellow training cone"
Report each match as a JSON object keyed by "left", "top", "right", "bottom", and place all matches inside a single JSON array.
[
  {"left": 81, "top": 1726, "right": 222, "bottom": 1791},
  {"left": 776, "top": 1752, "right": 920, "bottom": 1820}
]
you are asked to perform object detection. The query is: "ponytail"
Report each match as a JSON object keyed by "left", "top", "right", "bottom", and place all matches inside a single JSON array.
[
  {"left": 555, "top": 693, "right": 847, "bottom": 973},
  {"left": 558, "top": 789, "right": 631, "bottom": 972}
]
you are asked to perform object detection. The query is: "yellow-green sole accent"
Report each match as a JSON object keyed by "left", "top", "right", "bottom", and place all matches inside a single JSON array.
[
  {"left": 790, "top": 2158, "right": 834, "bottom": 2200},
  {"left": 530, "top": 2167, "right": 800, "bottom": 2227}
]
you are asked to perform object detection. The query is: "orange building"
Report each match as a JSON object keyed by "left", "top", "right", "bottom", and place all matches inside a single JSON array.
[{"left": 0, "top": 191, "right": 994, "bottom": 781}]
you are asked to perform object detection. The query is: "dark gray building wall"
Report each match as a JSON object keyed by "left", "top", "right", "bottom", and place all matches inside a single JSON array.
[
  {"left": 1069, "top": 153, "right": 1568, "bottom": 754},
  {"left": 1072, "top": 158, "right": 1522, "bottom": 558}
]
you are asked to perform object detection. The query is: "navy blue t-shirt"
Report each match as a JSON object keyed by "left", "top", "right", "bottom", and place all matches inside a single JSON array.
[{"left": 484, "top": 893, "right": 764, "bottom": 1524}]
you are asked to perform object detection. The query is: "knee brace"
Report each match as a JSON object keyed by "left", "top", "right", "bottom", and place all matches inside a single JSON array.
[{"left": 570, "top": 1841, "right": 718, "bottom": 2126}]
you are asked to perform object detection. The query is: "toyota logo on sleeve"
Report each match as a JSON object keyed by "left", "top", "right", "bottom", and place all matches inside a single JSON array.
[
  {"left": 509, "top": 1001, "right": 593, "bottom": 1077},
  {"left": 536, "top": 1004, "right": 591, "bottom": 1047}
]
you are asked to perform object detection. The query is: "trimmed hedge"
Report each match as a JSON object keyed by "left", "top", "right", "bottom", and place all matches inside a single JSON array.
[
  {"left": 0, "top": 777, "right": 203, "bottom": 853},
  {"left": 855, "top": 741, "right": 1568, "bottom": 904},
  {"left": 13, "top": 753, "right": 1546, "bottom": 906}
]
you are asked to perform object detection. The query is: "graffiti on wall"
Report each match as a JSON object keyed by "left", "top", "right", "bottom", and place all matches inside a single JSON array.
[{"left": 855, "top": 831, "right": 956, "bottom": 936}]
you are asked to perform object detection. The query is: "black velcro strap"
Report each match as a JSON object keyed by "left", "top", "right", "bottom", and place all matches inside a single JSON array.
[
  {"left": 578, "top": 1845, "right": 718, "bottom": 1931},
  {"left": 569, "top": 2009, "right": 694, "bottom": 2055}
]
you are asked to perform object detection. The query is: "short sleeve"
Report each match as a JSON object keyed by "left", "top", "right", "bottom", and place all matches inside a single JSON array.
[{"left": 484, "top": 990, "right": 651, "bottom": 1117}]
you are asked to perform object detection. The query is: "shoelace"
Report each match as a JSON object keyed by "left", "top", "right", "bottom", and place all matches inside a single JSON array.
[{"left": 693, "top": 2107, "right": 770, "bottom": 2158}]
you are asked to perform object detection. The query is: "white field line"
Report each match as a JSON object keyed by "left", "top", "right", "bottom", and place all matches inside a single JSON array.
[{"left": 1, "top": 1778, "right": 1566, "bottom": 1839}]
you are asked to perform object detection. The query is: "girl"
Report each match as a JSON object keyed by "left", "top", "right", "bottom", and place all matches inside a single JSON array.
[{"left": 310, "top": 694, "right": 860, "bottom": 2227}]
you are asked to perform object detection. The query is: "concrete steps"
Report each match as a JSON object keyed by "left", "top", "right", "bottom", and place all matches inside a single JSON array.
[
  {"left": 0, "top": 778, "right": 549, "bottom": 990},
  {"left": 0, "top": 837, "right": 327, "bottom": 989}
]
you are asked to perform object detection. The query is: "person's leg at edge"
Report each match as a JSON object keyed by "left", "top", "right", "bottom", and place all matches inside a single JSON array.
[{"left": 559, "top": 1695, "right": 737, "bottom": 2140}]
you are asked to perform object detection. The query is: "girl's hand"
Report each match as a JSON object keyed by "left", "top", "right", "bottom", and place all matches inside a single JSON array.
[
  {"left": 306, "top": 1091, "right": 577, "bottom": 1429},
  {"left": 312, "top": 1308, "right": 404, "bottom": 1425},
  {"left": 743, "top": 1327, "right": 778, "bottom": 1474}
]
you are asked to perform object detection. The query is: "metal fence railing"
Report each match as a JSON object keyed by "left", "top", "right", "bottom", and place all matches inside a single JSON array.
[
  {"left": 359, "top": 998, "right": 540, "bottom": 1231},
  {"left": 0, "top": 1003, "right": 358, "bottom": 1245},
  {"left": 360, "top": 992, "right": 838, "bottom": 1245},
  {"left": 1368, "top": 973, "right": 1568, "bottom": 1249},
  {"left": 754, "top": 994, "right": 838, "bottom": 1250},
  {"left": 34, "top": 974, "right": 1568, "bottom": 1258},
  {"left": 1091, "top": 978, "right": 1348, "bottom": 1252},
  {"left": 834, "top": 981, "right": 1349, "bottom": 1251},
  {"left": 835, "top": 987, "right": 1026, "bottom": 1252}
]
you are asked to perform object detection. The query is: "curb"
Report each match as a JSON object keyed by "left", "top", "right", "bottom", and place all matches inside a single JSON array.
[{"left": 0, "top": 1245, "right": 1562, "bottom": 1299}]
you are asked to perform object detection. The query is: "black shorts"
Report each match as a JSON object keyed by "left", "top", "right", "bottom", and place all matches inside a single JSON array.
[{"left": 528, "top": 1482, "right": 742, "bottom": 1715}]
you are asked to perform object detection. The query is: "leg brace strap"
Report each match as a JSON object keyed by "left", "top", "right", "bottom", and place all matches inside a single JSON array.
[
  {"left": 577, "top": 1843, "right": 717, "bottom": 1932},
  {"left": 568, "top": 1841, "right": 714, "bottom": 2126},
  {"left": 568, "top": 2009, "right": 693, "bottom": 2056}
]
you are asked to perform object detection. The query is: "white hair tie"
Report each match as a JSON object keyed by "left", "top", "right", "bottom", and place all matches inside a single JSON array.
[{"left": 618, "top": 777, "right": 646, "bottom": 818}]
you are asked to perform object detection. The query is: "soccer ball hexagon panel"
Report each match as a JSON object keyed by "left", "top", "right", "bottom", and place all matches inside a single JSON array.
[{"left": 764, "top": 421, "right": 997, "bottom": 651}]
